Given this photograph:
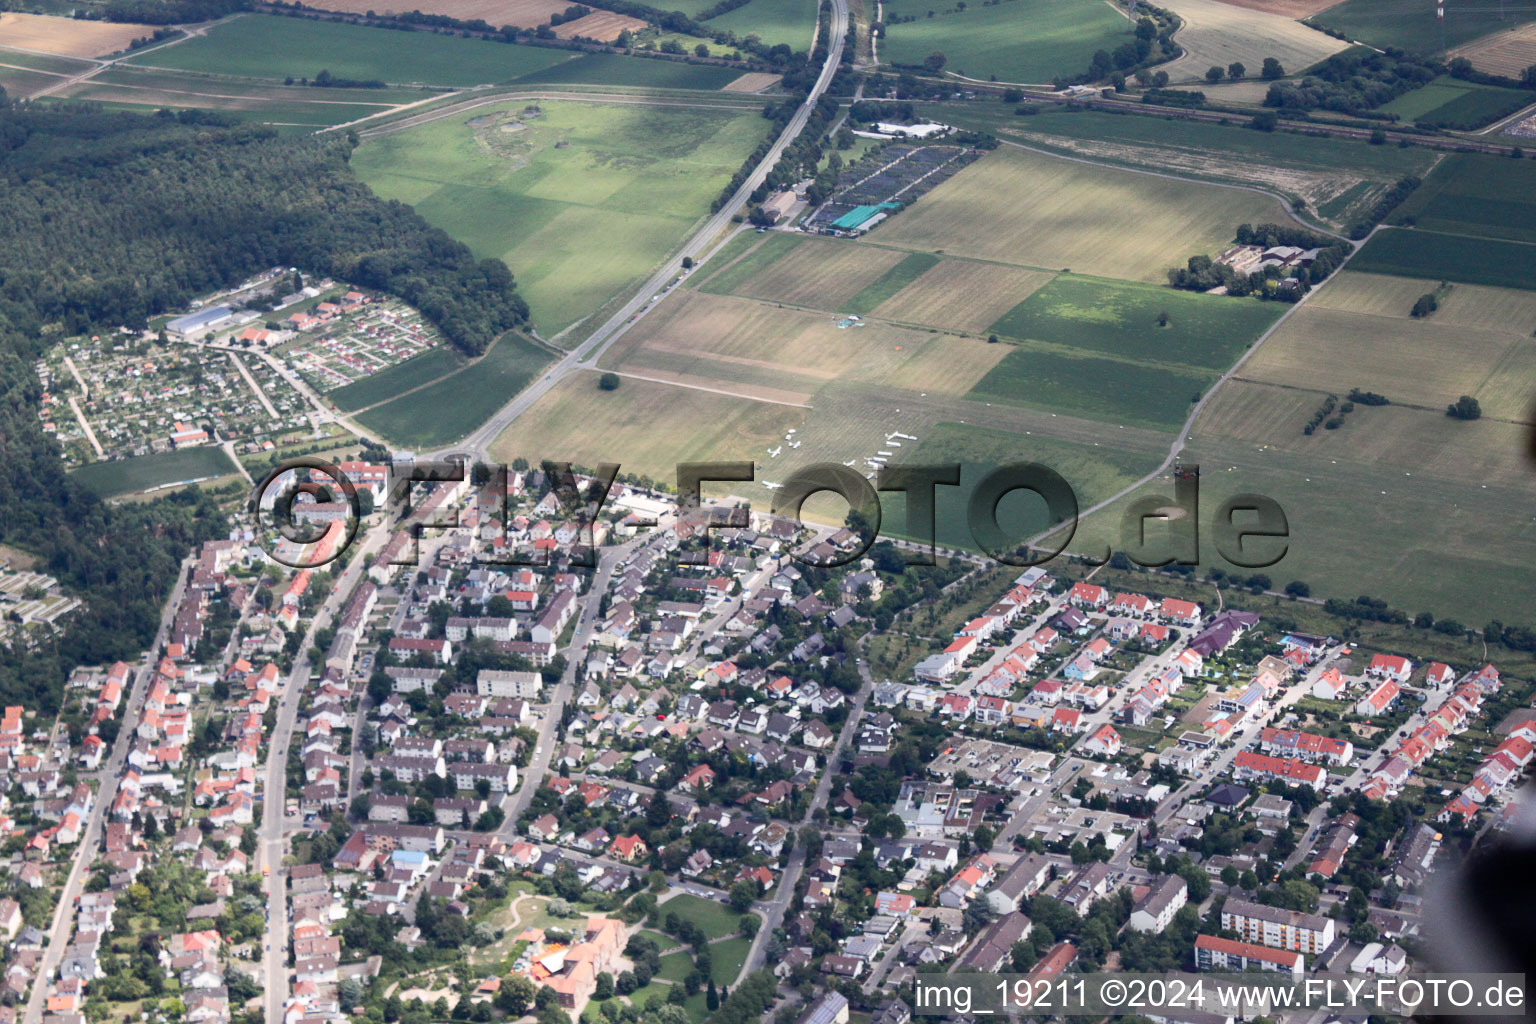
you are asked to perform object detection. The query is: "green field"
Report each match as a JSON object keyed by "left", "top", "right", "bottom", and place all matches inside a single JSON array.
[
  {"left": 352, "top": 100, "right": 770, "bottom": 334},
  {"left": 989, "top": 276, "right": 1284, "bottom": 370},
  {"left": 71, "top": 447, "right": 238, "bottom": 497},
  {"left": 880, "top": 421, "right": 1162, "bottom": 551},
  {"left": 512, "top": 52, "right": 747, "bottom": 88},
  {"left": 707, "top": 937, "right": 751, "bottom": 984},
  {"left": 0, "top": 66, "right": 62, "bottom": 99},
  {"left": 840, "top": 252, "right": 941, "bottom": 315},
  {"left": 354, "top": 333, "right": 552, "bottom": 446},
  {"left": 880, "top": 0, "right": 1133, "bottom": 83},
  {"left": 1351, "top": 228, "right": 1536, "bottom": 291},
  {"left": 659, "top": 894, "right": 747, "bottom": 941},
  {"left": 127, "top": 14, "right": 573, "bottom": 86},
  {"left": 1377, "top": 75, "right": 1531, "bottom": 129},
  {"left": 0, "top": 48, "right": 95, "bottom": 74},
  {"left": 1309, "top": 0, "right": 1536, "bottom": 54},
  {"left": 654, "top": 951, "right": 694, "bottom": 983},
  {"left": 327, "top": 346, "right": 465, "bottom": 411},
  {"left": 968, "top": 345, "right": 1212, "bottom": 428},
  {"left": 702, "top": 0, "right": 820, "bottom": 49},
  {"left": 1392, "top": 152, "right": 1536, "bottom": 245}
]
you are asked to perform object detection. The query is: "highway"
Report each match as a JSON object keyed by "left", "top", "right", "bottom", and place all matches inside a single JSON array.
[
  {"left": 432, "top": 0, "right": 850, "bottom": 465},
  {"left": 22, "top": 555, "right": 196, "bottom": 1024}
]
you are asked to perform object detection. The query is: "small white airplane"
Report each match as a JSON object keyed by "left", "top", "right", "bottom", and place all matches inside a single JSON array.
[
  {"left": 763, "top": 481, "right": 783, "bottom": 490},
  {"left": 788, "top": 441, "right": 801, "bottom": 449},
  {"left": 787, "top": 428, "right": 797, "bottom": 434},
  {"left": 767, "top": 446, "right": 782, "bottom": 457},
  {"left": 842, "top": 460, "right": 856, "bottom": 467},
  {"left": 887, "top": 441, "right": 902, "bottom": 447}
]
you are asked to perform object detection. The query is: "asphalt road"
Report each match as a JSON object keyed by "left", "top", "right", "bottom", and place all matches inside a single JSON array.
[{"left": 431, "top": 0, "right": 850, "bottom": 465}]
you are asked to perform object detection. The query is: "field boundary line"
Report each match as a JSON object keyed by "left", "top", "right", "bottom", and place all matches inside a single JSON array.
[{"left": 605, "top": 369, "right": 816, "bottom": 407}]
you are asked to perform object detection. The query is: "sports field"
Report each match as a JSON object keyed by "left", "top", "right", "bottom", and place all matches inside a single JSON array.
[
  {"left": 1155, "top": 0, "right": 1346, "bottom": 85},
  {"left": 871, "top": 258, "right": 1055, "bottom": 332},
  {"left": 879, "top": 0, "right": 1133, "bottom": 83},
  {"left": 354, "top": 333, "right": 552, "bottom": 446},
  {"left": 351, "top": 100, "right": 770, "bottom": 334},
  {"left": 0, "top": 12, "right": 157, "bottom": 57},
  {"left": 929, "top": 103, "right": 1438, "bottom": 232},
  {"left": 872, "top": 146, "right": 1290, "bottom": 283},
  {"left": 126, "top": 14, "right": 574, "bottom": 86},
  {"left": 1309, "top": 0, "right": 1536, "bottom": 54},
  {"left": 1351, "top": 228, "right": 1536, "bottom": 291},
  {"left": 70, "top": 447, "right": 239, "bottom": 498},
  {"left": 988, "top": 275, "right": 1285, "bottom": 371},
  {"left": 1390, "top": 153, "right": 1536, "bottom": 245},
  {"left": 1449, "top": 20, "right": 1536, "bottom": 77},
  {"left": 702, "top": 0, "right": 821, "bottom": 49}
]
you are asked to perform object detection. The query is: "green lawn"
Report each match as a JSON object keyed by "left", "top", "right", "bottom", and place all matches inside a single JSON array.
[
  {"left": 638, "top": 929, "right": 682, "bottom": 952},
  {"left": 1392, "top": 152, "right": 1536, "bottom": 245},
  {"left": 354, "top": 333, "right": 553, "bottom": 446},
  {"left": 707, "top": 937, "right": 752, "bottom": 985},
  {"left": 1310, "top": 0, "right": 1536, "bottom": 54},
  {"left": 880, "top": 0, "right": 1133, "bottom": 83},
  {"left": 968, "top": 344, "right": 1213, "bottom": 429},
  {"left": 841, "top": 252, "right": 941, "bottom": 315},
  {"left": 659, "top": 893, "right": 744, "bottom": 941},
  {"left": 71, "top": 446, "right": 238, "bottom": 497},
  {"left": 512, "top": 52, "right": 748, "bottom": 88},
  {"left": 126, "top": 14, "right": 572, "bottom": 86},
  {"left": 702, "top": 0, "right": 821, "bottom": 49},
  {"left": 352, "top": 99, "right": 771, "bottom": 334},
  {"left": 654, "top": 951, "right": 695, "bottom": 983},
  {"left": 327, "top": 346, "right": 464, "bottom": 411},
  {"left": 1351, "top": 228, "right": 1536, "bottom": 292},
  {"left": 989, "top": 276, "right": 1284, "bottom": 371}
]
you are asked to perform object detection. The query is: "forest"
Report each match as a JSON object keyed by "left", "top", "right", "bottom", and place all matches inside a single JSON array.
[{"left": 0, "top": 100, "right": 530, "bottom": 710}]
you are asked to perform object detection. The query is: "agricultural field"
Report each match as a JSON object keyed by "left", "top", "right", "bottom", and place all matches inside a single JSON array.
[
  {"left": 989, "top": 275, "right": 1285, "bottom": 370},
  {"left": 729, "top": 237, "right": 910, "bottom": 310},
  {"left": 1377, "top": 75, "right": 1532, "bottom": 129},
  {"left": 0, "top": 48, "right": 94, "bottom": 99},
  {"left": 70, "top": 447, "right": 240, "bottom": 498},
  {"left": 489, "top": 370, "right": 809, "bottom": 479},
  {"left": 700, "top": 0, "right": 820, "bottom": 49},
  {"left": 869, "top": 258, "right": 1055, "bottom": 332},
  {"left": 720, "top": 71, "right": 782, "bottom": 90},
  {"left": 126, "top": 14, "right": 574, "bottom": 86},
  {"left": 1154, "top": 0, "right": 1347, "bottom": 85},
  {"left": 697, "top": 232, "right": 804, "bottom": 295},
  {"left": 308, "top": 0, "right": 568, "bottom": 23},
  {"left": 929, "top": 103, "right": 1439, "bottom": 232},
  {"left": 351, "top": 99, "right": 770, "bottom": 334},
  {"left": 0, "top": 65, "right": 67, "bottom": 99},
  {"left": 878, "top": 0, "right": 1134, "bottom": 83},
  {"left": 553, "top": 11, "right": 650, "bottom": 41},
  {"left": 354, "top": 333, "right": 552, "bottom": 446},
  {"left": 1390, "top": 153, "right": 1536, "bottom": 245},
  {"left": 966, "top": 344, "right": 1213, "bottom": 429},
  {"left": 1308, "top": 0, "right": 1536, "bottom": 54},
  {"left": 1449, "top": 20, "right": 1536, "bottom": 78},
  {"left": 1351, "top": 228, "right": 1536, "bottom": 291},
  {"left": 839, "top": 253, "right": 941, "bottom": 316},
  {"left": 872, "top": 145, "right": 1290, "bottom": 282},
  {"left": 510, "top": 52, "right": 748, "bottom": 87},
  {"left": 327, "top": 347, "right": 465, "bottom": 412},
  {"left": 0, "top": 12, "right": 157, "bottom": 58}
]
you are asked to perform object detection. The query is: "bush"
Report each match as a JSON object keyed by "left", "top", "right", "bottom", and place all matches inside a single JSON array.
[{"left": 598, "top": 372, "right": 621, "bottom": 391}]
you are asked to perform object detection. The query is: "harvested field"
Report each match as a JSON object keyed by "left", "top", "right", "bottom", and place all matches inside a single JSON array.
[
  {"left": 871, "top": 259, "right": 1055, "bottom": 332},
  {"left": 489, "top": 371, "right": 808, "bottom": 481},
  {"left": 0, "top": 12, "right": 157, "bottom": 58},
  {"left": 731, "top": 238, "right": 909, "bottom": 310},
  {"left": 1157, "top": 0, "right": 1347, "bottom": 84},
  {"left": 553, "top": 10, "right": 649, "bottom": 40},
  {"left": 1238, "top": 304, "right": 1521, "bottom": 410},
  {"left": 309, "top": 0, "right": 569, "bottom": 24},
  {"left": 1207, "top": 0, "right": 1343, "bottom": 17},
  {"left": 1450, "top": 21, "right": 1536, "bottom": 79},
  {"left": 1309, "top": 271, "right": 1536, "bottom": 333},
  {"left": 722, "top": 71, "right": 781, "bottom": 91},
  {"left": 873, "top": 145, "right": 1288, "bottom": 283}
]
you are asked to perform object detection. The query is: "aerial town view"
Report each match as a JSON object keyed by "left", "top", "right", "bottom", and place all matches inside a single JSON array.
[{"left": 2, "top": 0, "right": 1536, "bottom": 1022}]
